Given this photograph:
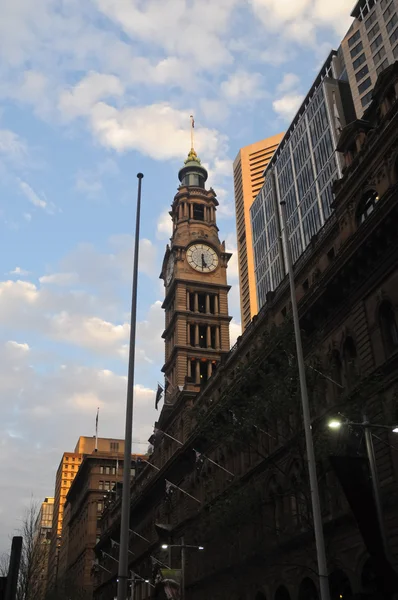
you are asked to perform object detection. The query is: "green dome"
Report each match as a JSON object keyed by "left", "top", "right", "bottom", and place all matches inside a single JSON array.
[{"left": 178, "top": 148, "right": 208, "bottom": 186}]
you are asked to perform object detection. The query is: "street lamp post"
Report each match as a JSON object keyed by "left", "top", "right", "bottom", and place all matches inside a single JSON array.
[
  {"left": 328, "top": 415, "right": 398, "bottom": 558},
  {"left": 280, "top": 200, "right": 331, "bottom": 600},
  {"left": 117, "top": 173, "right": 144, "bottom": 600}
]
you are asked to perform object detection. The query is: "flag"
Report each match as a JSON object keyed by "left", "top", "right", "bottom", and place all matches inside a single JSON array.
[
  {"left": 190, "top": 115, "right": 195, "bottom": 128},
  {"left": 155, "top": 384, "right": 163, "bottom": 410},
  {"left": 148, "top": 428, "right": 164, "bottom": 448},
  {"left": 194, "top": 450, "right": 205, "bottom": 474}
]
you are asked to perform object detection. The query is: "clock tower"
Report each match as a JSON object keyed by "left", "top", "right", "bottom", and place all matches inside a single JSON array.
[{"left": 160, "top": 146, "right": 232, "bottom": 397}]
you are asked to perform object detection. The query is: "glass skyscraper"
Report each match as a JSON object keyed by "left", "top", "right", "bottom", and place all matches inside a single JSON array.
[{"left": 251, "top": 52, "right": 356, "bottom": 310}]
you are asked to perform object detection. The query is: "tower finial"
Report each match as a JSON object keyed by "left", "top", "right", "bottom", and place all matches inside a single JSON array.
[{"left": 190, "top": 114, "right": 195, "bottom": 152}]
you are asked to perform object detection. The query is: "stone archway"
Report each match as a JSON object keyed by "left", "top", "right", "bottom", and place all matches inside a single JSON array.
[
  {"left": 275, "top": 585, "right": 291, "bottom": 600},
  {"left": 298, "top": 577, "right": 319, "bottom": 600},
  {"left": 328, "top": 569, "right": 353, "bottom": 600}
]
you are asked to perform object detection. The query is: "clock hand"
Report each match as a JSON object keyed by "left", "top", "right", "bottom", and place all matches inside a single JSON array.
[{"left": 201, "top": 253, "right": 207, "bottom": 269}]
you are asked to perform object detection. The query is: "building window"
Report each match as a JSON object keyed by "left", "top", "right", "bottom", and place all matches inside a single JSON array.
[
  {"left": 110, "top": 442, "right": 119, "bottom": 452},
  {"left": 348, "top": 30, "right": 361, "bottom": 47},
  {"left": 365, "top": 10, "right": 377, "bottom": 28},
  {"left": 355, "top": 64, "right": 369, "bottom": 81},
  {"left": 379, "top": 301, "right": 398, "bottom": 355},
  {"left": 367, "top": 21, "right": 380, "bottom": 40},
  {"left": 370, "top": 34, "right": 382, "bottom": 53},
  {"left": 384, "top": 3, "right": 395, "bottom": 20},
  {"left": 193, "top": 204, "right": 205, "bottom": 221},
  {"left": 97, "top": 502, "right": 104, "bottom": 513},
  {"left": 99, "top": 481, "right": 104, "bottom": 490},
  {"left": 358, "top": 77, "right": 372, "bottom": 95},
  {"left": 356, "top": 189, "right": 379, "bottom": 224},
  {"left": 373, "top": 46, "right": 386, "bottom": 65},
  {"left": 387, "top": 13, "right": 398, "bottom": 33},
  {"left": 390, "top": 28, "right": 398, "bottom": 45},
  {"left": 99, "top": 466, "right": 104, "bottom": 474},
  {"left": 350, "top": 41, "right": 363, "bottom": 58},
  {"left": 353, "top": 53, "right": 366, "bottom": 70},
  {"left": 394, "top": 44, "right": 398, "bottom": 58},
  {"left": 105, "top": 466, "right": 111, "bottom": 475},
  {"left": 377, "top": 58, "right": 389, "bottom": 76}
]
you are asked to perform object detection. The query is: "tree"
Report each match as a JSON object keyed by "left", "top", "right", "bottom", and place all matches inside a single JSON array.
[
  {"left": 0, "top": 552, "right": 9, "bottom": 577},
  {"left": 16, "top": 501, "right": 50, "bottom": 600}
]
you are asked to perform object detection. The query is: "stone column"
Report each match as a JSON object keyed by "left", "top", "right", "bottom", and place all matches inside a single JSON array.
[
  {"left": 195, "top": 360, "right": 200, "bottom": 384},
  {"left": 205, "top": 294, "right": 210, "bottom": 313},
  {"left": 187, "top": 358, "right": 191, "bottom": 379},
  {"left": 184, "top": 202, "right": 188, "bottom": 217},
  {"left": 186, "top": 290, "right": 190, "bottom": 310},
  {"left": 215, "top": 326, "right": 220, "bottom": 349},
  {"left": 206, "top": 325, "right": 211, "bottom": 348},
  {"left": 207, "top": 361, "right": 212, "bottom": 379},
  {"left": 195, "top": 324, "right": 199, "bottom": 346},
  {"left": 190, "top": 204, "right": 194, "bottom": 219},
  {"left": 187, "top": 323, "right": 190, "bottom": 345},
  {"left": 179, "top": 204, "right": 183, "bottom": 219},
  {"left": 194, "top": 293, "right": 199, "bottom": 312}
]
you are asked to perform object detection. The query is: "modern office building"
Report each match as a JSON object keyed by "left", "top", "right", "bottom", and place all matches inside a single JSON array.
[
  {"left": 46, "top": 437, "right": 125, "bottom": 595},
  {"left": 233, "top": 134, "right": 284, "bottom": 331},
  {"left": 250, "top": 51, "right": 356, "bottom": 311},
  {"left": 340, "top": 0, "right": 398, "bottom": 116},
  {"left": 32, "top": 497, "right": 54, "bottom": 600}
]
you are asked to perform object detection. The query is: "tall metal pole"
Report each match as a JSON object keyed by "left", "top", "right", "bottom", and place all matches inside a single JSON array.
[
  {"left": 117, "top": 173, "right": 144, "bottom": 600},
  {"left": 180, "top": 537, "right": 186, "bottom": 600},
  {"left": 363, "top": 416, "right": 389, "bottom": 557},
  {"left": 280, "top": 201, "right": 330, "bottom": 600}
]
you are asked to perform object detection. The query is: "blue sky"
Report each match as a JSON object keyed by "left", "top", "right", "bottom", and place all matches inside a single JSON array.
[{"left": 0, "top": 0, "right": 354, "bottom": 552}]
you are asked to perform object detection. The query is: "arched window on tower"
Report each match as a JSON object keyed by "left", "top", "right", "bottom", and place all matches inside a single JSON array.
[
  {"left": 342, "top": 336, "right": 357, "bottom": 388},
  {"left": 356, "top": 189, "right": 379, "bottom": 225},
  {"left": 379, "top": 300, "right": 398, "bottom": 356}
]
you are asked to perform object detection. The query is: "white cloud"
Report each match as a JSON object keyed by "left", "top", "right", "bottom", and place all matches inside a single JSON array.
[
  {"left": 273, "top": 93, "right": 304, "bottom": 120},
  {"left": 89, "top": 101, "right": 227, "bottom": 161},
  {"left": 220, "top": 70, "right": 267, "bottom": 103},
  {"left": 249, "top": 0, "right": 353, "bottom": 42},
  {"left": 156, "top": 210, "right": 172, "bottom": 241},
  {"left": 18, "top": 180, "right": 47, "bottom": 209},
  {"left": 58, "top": 71, "right": 124, "bottom": 119},
  {"left": 94, "top": 0, "right": 237, "bottom": 70},
  {"left": 0, "top": 130, "right": 27, "bottom": 160},
  {"left": 277, "top": 73, "right": 301, "bottom": 93},
  {"left": 6, "top": 340, "right": 30, "bottom": 354},
  {"left": 9, "top": 267, "right": 29, "bottom": 276},
  {"left": 229, "top": 319, "right": 242, "bottom": 347},
  {"left": 39, "top": 272, "right": 78, "bottom": 286}
]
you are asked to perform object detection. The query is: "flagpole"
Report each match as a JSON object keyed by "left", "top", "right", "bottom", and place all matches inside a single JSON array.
[
  {"left": 117, "top": 173, "right": 144, "bottom": 600},
  {"left": 95, "top": 407, "right": 99, "bottom": 452},
  {"left": 190, "top": 115, "right": 194, "bottom": 150}
]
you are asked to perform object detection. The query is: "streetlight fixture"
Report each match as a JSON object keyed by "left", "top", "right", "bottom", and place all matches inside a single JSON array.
[
  {"left": 327, "top": 414, "right": 398, "bottom": 558},
  {"left": 159, "top": 540, "right": 204, "bottom": 600}
]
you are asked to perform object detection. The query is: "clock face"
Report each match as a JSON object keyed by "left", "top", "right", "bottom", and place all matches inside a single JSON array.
[
  {"left": 186, "top": 244, "right": 219, "bottom": 273},
  {"left": 165, "top": 255, "right": 174, "bottom": 285}
]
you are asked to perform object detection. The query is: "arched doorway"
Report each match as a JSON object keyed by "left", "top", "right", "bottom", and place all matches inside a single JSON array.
[
  {"left": 298, "top": 578, "right": 319, "bottom": 600},
  {"left": 275, "top": 585, "right": 291, "bottom": 600},
  {"left": 329, "top": 569, "right": 353, "bottom": 600}
]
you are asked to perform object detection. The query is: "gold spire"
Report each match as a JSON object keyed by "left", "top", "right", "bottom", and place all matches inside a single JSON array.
[{"left": 185, "top": 115, "right": 201, "bottom": 164}]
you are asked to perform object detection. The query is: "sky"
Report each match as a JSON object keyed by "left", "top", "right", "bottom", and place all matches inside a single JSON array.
[{"left": 0, "top": 0, "right": 355, "bottom": 553}]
